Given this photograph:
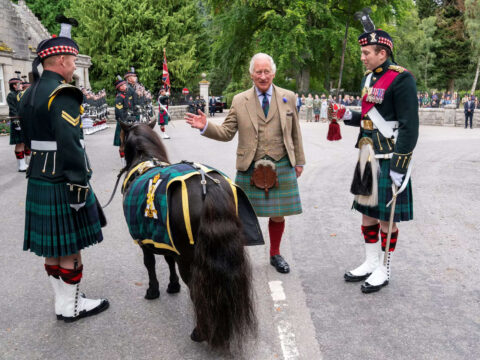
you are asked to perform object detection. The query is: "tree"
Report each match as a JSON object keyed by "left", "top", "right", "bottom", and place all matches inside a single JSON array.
[
  {"left": 465, "top": 0, "right": 480, "bottom": 94},
  {"left": 24, "top": 0, "right": 71, "bottom": 34},
  {"left": 417, "top": 0, "right": 442, "bottom": 19},
  {"left": 430, "top": 1, "right": 470, "bottom": 92},
  {"left": 67, "top": 0, "right": 210, "bottom": 93},
  {"left": 207, "top": 0, "right": 410, "bottom": 95}
]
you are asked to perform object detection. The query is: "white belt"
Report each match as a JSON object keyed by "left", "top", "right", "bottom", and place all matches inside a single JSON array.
[
  {"left": 366, "top": 107, "right": 399, "bottom": 139},
  {"left": 31, "top": 139, "right": 85, "bottom": 151},
  {"left": 374, "top": 153, "right": 393, "bottom": 159}
]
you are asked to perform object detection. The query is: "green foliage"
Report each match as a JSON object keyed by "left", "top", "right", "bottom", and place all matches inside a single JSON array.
[
  {"left": 430, "top": 2, "right": 471, "bottom": 91},
  {"left": 25, "top": 0, "right": 71, "bottom": 34},
  {"left": 66, "top": 0, "right": 210, "bottom": 94},
  {"left": 416, "top": 0, "right": 441, "bottom": 19}
]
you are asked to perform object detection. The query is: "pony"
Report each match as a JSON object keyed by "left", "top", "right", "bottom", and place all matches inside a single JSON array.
[{"left": 112, "top": 121, "right": 263, "bottom": 352}]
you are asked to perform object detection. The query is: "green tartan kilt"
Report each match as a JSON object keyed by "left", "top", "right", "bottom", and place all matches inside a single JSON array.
[
  {"left": 113, "top": 122, "right": 121, "bottom": 146},
  {"left": 235, "top": 156, "right": 302, "bottom": 218},
  {"left": 353, "top": 159, "right": 413, "bottom": 222},
  {"left": 9, "top": 125, "right": 23, "bottom": 145},
  {"left": 23, "top": 178, "right": 103, "bottom": 257}
]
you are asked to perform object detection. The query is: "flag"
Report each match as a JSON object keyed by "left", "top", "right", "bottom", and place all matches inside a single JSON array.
[{"left": 162, "top": 48, "right": 170, "bottom": 91}]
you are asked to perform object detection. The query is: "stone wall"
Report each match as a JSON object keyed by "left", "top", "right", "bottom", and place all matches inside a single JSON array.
[{"left": 297, "top": 104, "right": 480, "bottom": 127}]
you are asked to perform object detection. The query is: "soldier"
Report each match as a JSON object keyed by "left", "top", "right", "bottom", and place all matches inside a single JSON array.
[
  {"left": 340, "top": 10, "right": 419, "bottom": 293},
  {"left": 114, "top": 76, "right": 129, "bottom": 166},
  {"left": 124, "top": 67, "right": 138, "bottom": 118},
  {"left": 7, "top": 75, "right": 28, "bottom": 171},
  {"left": 157, "top": 88, "right": 170, "bottom": 139},
  {"left": 18, "top": 15, "right": 109, "bottom": 321}
]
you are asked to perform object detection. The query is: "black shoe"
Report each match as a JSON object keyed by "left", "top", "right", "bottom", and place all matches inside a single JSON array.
[
  {"left": 360, "top": 280, "right": 388, "bottom": 293},
  {"left": 270, "top": 255, "right": 290, "bottom": 274},
  {"left": 344, "top": 271, "right": 371, "bottom": 282}
]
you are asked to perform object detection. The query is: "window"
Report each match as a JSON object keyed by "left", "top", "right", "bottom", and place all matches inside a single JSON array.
[{"left": 0, "top": 65, "right": 6, "bottom": 105}]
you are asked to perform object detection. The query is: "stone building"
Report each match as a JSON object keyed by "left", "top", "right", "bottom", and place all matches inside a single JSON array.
[{"left": 0, "top": 0, "right": 91, "bottom": 115}]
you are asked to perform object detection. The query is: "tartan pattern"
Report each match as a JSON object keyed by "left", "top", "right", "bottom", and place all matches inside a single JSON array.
[
  {"left": 113, "top": 123, "right": 121, "bottom": 146},
  {"left": 123, "top": 163, "right": 220, "bottom": 252},
  {"left": 353, "top": 159, "right": 413, "bottom": 222},
  {"left": 24, "top": 179, "right": 103, "bottom": 257},
  {"left": 9, "top": 125, "right": 23, "bottom": 145},
  {"left": 235, "top": 156, "right": 302, "bottom": 217},
  {"left": 158, "top": 109, "right": 169, "bottom": 125},
  {"left": 38, "top": 45, "right": 78, "bottom": 59}
]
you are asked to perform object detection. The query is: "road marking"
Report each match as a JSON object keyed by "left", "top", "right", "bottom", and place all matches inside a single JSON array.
[{"left": 269, "top": 280, "right": 300, "bottom": 360}]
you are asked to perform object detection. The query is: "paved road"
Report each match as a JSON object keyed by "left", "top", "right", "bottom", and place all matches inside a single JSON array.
[{"left": 0, "top": 117, "right": 479, "bottom": 359}]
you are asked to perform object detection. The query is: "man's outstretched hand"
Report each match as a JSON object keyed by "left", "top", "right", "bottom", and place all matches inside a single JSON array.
[{"left": 185, "top": 110, "right": 207, "bottom": 130}]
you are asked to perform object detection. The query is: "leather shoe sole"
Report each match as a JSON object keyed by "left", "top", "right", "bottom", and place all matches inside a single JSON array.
[
  {"left": 361, "top": 280, "right": 389, "bottom": 293},
  {"left": 344, "top": 272, "right": 371, "bottom": 282},
  {"left": 270, "top": 255, "right": 290, "bottom": 274}
]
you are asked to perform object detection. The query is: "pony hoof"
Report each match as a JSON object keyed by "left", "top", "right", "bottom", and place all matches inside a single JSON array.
[
  {"left": 166, "top": 282, "right": 181, "bottom": 294},
  {"left": 145, "top": 288, "right": 160, "bottom": 300},
  {"left": 190, "top": 327, "right": 205, "bottom": 343}
]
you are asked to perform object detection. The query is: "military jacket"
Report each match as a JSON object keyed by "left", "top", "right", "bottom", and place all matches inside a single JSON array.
[
  {"left": 115, "top": 91, "right": 129, "bottom": 122},
  {"left": 7, "top": 90, "right": 20, "bottom": 117},
  {"left": 345, "top": 59, "right": 419, "bottom": 174},
  {"left": 158, "top": 95, "right": 169, "bottom": 106},
  {"left": 126, "top": 83, "right": 137, "bottom": 111},
  {"left": 18, "top": 70, "right": 92, "bottom": 186}
]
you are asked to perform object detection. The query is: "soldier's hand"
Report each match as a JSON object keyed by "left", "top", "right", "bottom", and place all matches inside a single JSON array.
[{"left": 185, "top": 110, "right": 207, "bottom": 130}]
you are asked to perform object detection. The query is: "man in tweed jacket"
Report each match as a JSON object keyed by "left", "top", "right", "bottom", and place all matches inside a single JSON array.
[{"left": 185, "top": 53, "right": 305, "bottom": 273}]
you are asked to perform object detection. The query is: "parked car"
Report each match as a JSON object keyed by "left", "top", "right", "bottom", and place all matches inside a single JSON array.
[{"left": 214, "top": 96, "right": 227, "bottom": 113}]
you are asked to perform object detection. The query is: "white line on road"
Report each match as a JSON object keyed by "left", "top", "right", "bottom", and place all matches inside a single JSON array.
[{"left": 269, "top": 280, "right": 300, "bottom": 360}]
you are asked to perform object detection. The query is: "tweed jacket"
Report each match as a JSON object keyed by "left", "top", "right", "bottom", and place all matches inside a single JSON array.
[{"left": 202, "top": 85, "right": 305, "bottom": 171}]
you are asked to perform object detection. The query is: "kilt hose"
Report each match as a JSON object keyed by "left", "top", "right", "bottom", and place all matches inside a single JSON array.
[
  {"left": 24, "top": 178, "right": 103, "bottom": 258},
  {"left": 353, "top": 159, "right": 413, "bottom": 222},
  {"left": 9, "top": 125, "right": 23, "bottom": 145},
  {"left": 235, "top": 156, "right": 302, "bottom": 218},
  {"left": 113, "top": 122, "right": 121, "bottom": 146}
]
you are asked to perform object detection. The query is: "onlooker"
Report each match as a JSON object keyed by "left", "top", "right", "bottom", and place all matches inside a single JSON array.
[
  {"left": 464, "top": 95, "right": 475, "bottom": 129},
  {"left": 313, "top": 94, "right": 321, "bottom": 122},
  {"left": 295, "top": 93, "right": 302, "bottom": 113},
  {"left": 320, "top": 94, "right": 328, "bottom": 122},
  {"left": 305, "top": 93, "right": 313, "bottom": 122},
  {"left": 209, "top": 96, "right": 216, "bottom": 117}
]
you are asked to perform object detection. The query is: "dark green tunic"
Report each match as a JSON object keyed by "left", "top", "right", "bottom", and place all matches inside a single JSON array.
[
  {"left": 345, "top": 59, "right": 419, "bottom": 222},
  {"left": 7, "top": 90, "right": 24, "bottom": 145},
  {"left": 19, "top": 70, "right": 103, "bottom": 257},
  {"left": 113, "top": 91, "right": 129, "bottom": 146}
]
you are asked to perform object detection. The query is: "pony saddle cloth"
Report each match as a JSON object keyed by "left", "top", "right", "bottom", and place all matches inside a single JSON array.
[
  {"left": 123, "top": 162, "right": 264, "bottom": 255},
  {"left": 251, "top": 159, "right": 278, "bottom": 198}
]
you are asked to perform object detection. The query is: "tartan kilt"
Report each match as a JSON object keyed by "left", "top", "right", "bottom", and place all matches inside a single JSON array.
[
  {"left": 158, "top": 110, "right": 169, "bottom": 126},
  {"left": 353, "top": 159, "right": 413, "bottom": 222},
  {"left": 23, "top": 178, "right": 103, "bottom": 257},
  {"left": 113, "top": 122, "right": 121, "bottom": 146},
  {"left": 235, "top": 156, "right": 302, "bottom": 218},
  {"left": 9, "top": 125, "right": 23, "bottom": 145}
]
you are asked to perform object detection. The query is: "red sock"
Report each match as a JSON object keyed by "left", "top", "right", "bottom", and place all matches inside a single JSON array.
[
  {"left": 24, "top": 148, "right": 31, "bottom": 156},
  {"left": 381, "top": 229, "right": 399, "bottom": 252},
  {"left": 161, "top": 126, "right": 165, "bottom": 132},
  {"left": 59, "top": 265, "right": 83, "bottom": 284},
  {"left": 15, "top": 151, "right": 24, "bottom": 159},
  {"left": 269, "top": 219, "right": 285, "bottom": 257},
  {"left": 361, "top": 223, "right": 380, "bottom": 243},
  {"left": 119, "top": 151, "right": 125, "bottom": 158},
  {"left": 45, "top": 264, "right": 60, "bottom": 279}
]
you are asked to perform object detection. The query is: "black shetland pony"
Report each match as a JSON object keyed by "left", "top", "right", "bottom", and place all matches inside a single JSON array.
[{"left": 117, "top": 122, "right": 257, "bottom": 352}]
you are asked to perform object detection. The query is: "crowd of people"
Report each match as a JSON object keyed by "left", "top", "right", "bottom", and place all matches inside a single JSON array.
[
  {"left": 417, "top": 91, "right": 480, "bottom": 109},
  {"left": 295, "top": 93, "right": 362, "bottom": 122}
]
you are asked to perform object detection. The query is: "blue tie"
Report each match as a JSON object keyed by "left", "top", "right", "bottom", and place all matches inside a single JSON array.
[{"left": 262, "top": 93, "right": 269, "bottom": 117}]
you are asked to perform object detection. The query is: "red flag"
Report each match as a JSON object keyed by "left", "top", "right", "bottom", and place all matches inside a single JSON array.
[{"left": 162, "top": 49, "right": 170, "bottom": 91}]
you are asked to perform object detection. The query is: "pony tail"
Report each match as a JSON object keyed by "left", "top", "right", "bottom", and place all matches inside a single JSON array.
[{"left": 190, "top": 183, "right": 256, "bottom": 352}]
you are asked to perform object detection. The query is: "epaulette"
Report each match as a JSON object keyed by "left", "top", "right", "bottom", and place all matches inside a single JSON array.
[
  {"left": 48, "top": 84, "right": 83, "bottom": 110},
  {"left": 364, "top": 70, "right": 372, "bottom": 76},
  {"left": 388, "top": 65, "right": 406, "bottom": 73}
]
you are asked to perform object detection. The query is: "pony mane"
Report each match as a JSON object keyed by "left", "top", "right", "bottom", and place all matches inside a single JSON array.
[{"left": 124, "top": 124, "right": 170, "bottom": 170}]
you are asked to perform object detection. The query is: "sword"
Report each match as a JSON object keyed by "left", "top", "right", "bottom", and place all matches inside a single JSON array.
[{"left": 383, "top": 184, "right": 397, "bottom": 266}]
